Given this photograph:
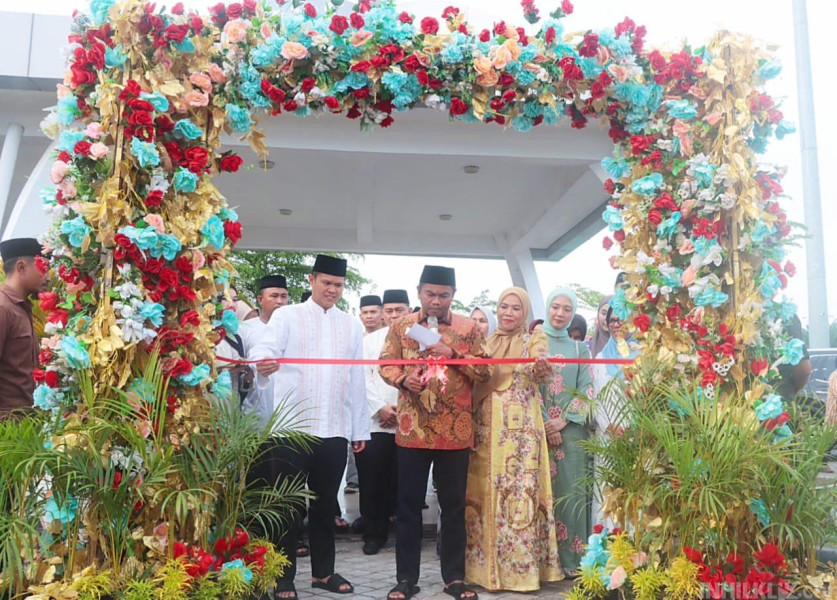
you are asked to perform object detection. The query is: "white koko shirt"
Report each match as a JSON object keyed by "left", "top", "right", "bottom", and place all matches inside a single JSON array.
[
  {"left": 362, "top": 326, "right": 398, "bottom": 434},
  {"left": 249, "top": 298, "right": 370, "bottom": 442}
]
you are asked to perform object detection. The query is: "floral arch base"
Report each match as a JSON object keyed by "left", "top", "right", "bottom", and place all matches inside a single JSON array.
[{"left": 12, "top": 0, "right": 823, "bottom": 597}]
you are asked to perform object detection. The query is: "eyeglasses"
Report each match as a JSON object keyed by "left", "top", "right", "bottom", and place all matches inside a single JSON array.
[{"left": 607, "top": 319, "right": 622, "bottom": 325}]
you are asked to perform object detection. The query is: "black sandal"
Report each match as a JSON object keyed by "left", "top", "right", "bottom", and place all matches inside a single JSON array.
[
  {"left": 443, "top": 583, "right": 477, "bottom": 600},
  {"left": 387, "top": 582, "right": 420, "bottom": 600},
  {"left": 295, "top": 542, "right": 309, "bottom": 557},
  {"left": 312, "top": 573, "right": 354, "bottom": 594},
  {"left": 274, "top": 581, "right": 298, "bottom": 600}
]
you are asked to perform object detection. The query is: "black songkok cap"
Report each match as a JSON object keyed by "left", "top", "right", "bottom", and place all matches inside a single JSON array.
[
  {"left": 360, "top": 295, "right": 382, "bottom": 308},
  {"left": 301, "top": 291, "right": 312, "bottom": 303},
  {"left": 312, "top": 254, "right": 347, "bottom": 277},
  {"left": 382, "top": 289, "right": 410, "bottom": 305},
  {"left": 0, "top": 238, "right": 42, "bottom": 262},
  {"left": 259, "top": 274, "right": 287, "bottom": 290},
  {"left": 419, "top": 265, "right": 456, "bottom": 288}
]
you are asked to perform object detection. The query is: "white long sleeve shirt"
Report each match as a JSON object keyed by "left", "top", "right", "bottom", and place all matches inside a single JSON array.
[
  {"left": 239, "top": 317, "right": 273, "bottom": 428},
  {"left": 249, "top": 298, "right": 370, "bottom": 442},
  {"left": 362, "top": 327, "right": 398, "bottom": 434}
]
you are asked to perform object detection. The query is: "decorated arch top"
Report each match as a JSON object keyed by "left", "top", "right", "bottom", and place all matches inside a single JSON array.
[{"left": 38, "top": 0, "right": 799, "bottom": 435}]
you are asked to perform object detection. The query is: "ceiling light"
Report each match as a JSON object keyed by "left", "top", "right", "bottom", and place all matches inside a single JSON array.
[
  {"left": 463, "top": 165, "right": 479, "bottom": 175},
  {"left": 279, "top": 208, "right": 293, "bottom": 216},
  {"left": 261, "top": 159, "right": 275, "bottom": 170},
  {"left": 439, "top": 214, "right": 452, "bottom": 221}
]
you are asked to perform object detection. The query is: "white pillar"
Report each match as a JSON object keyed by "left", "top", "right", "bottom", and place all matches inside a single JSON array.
[
  {"left": 0, "top": 123, "right": 24, "bottom": 234},
  {"left": 505, "top": 249, "right": 546, "bottom": 320},
  {"left": 793, "top": 0, "right": 830, "bottom": 347}
]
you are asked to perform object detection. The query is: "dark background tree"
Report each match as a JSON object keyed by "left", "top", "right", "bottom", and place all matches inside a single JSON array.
[{"left": 230, "top": 250, "right": 369, "bottom": 312}]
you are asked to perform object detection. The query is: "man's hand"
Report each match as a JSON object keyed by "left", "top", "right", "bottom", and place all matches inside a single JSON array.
[
  {"left": 544, "top": 417, "right": 568, "bottom": 440},
  {"left": 352, "top": 441, "right": 366, "bottom": 453},
  {"left": 424, "top": 343, "right": 454, "bottom": 359},
  {"left": 402, "top": 373, "right": 425, "bottom": 393},
  {"left": 546, "top": 430, "right": 563, "bottom": 448},
  {"left": 378, "top": 404, "right": 397, "bottom": 427},
  {"left": 256, "top": 360, "right": 279, "bottom": 377}
]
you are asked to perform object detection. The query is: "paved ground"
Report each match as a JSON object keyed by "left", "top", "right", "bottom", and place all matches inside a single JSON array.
[{"left": 296, "top": 537, "right": 575, "bottom": 600}]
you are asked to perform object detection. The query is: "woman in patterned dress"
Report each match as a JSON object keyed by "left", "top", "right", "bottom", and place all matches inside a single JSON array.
[
  {"left": 540, "top": 287, "right": 595, "bottom": 576},
  {"left": 464, "top": 287, "right": 563, "bottom": 591}
]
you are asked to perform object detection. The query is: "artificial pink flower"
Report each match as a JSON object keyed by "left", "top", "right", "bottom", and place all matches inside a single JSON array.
[
  {"left": 50, "top": 161, "right": 69, "bottom": 184},
  {"left": 281, "top": 42, "right": 308, "bottom": 60},
  {"left": 223, "top": 20, "right": 250, "bottom": 44},
  {"left": 350, "top": 30, "right": 374, "bottom": 47},
  {"left": 89, "top": 142, "right": 109, "bottom": 159},
  {"left": 185, "top": 91, "right": 209, "bottom": 107},
  {"left": 208, "top": 63, "right": 227, "bottom": 83},
  {"left": 609, "top": 566, "right": 627, "bottom": 589},
  {"left": 84, "top": 122, "right": 102, "bottom": 139},
  {"left": 59, "top": 179, "right": 77, "bottom": 199},
  {"left": 144, "top": 214, "right": 165, "bottom": 234},
  {"left": 189, "top": 73, "right": 213, "bottom": 93}
]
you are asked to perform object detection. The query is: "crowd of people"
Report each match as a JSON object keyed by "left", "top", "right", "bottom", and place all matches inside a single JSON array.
[
  {"left": 3, "top": 239, "right": 826, "bottom": 600},
  {"left": 209, "top": 255, "right": 644, "bottom": 600}
]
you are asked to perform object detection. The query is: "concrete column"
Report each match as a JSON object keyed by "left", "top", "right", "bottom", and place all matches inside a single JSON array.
[
  {"left": 0, "top": 123, "right": 24, "bottom": 234},
  {"left": 506, "top": 249, "right": 546, "bottom": 320}
]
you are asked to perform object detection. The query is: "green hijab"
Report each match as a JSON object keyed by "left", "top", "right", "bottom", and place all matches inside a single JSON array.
[{"left": 542, "top": 287, "right": 578, "bottom": 340}]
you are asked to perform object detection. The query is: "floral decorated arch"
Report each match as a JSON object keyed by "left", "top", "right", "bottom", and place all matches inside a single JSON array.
[{"left": 22, "top": 0, "right": 811, "bottom": 596}]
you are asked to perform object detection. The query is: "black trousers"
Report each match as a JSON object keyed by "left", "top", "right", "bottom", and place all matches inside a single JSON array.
[
  {"left": 395, "top": 446, "right": 470, "bottom": 586},
  {"left": 246, "top": 436, "right": 347, "bottom": 581},
  {"left": 355, "top": 432, "right": 397, "bottom": 545}
]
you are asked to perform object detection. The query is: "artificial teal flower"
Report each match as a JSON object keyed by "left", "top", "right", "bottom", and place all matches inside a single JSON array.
[
  {"left": 58, "top": 129, "right": 86, "bottom": 153},
  {"left": 511, "top": 115, "right": 534, "bottom": 133},
  {"left": 40, "top": 187, "right": 57, "bottom": 206},
  {"left": 665, "top": 99, "right": 697, "bottom": 121},
  {"left": 57, "top": 95, "right": 82, "bottom": 126},
  {"left": 105, "top": 45, "right": 127, "bottom": 68},
  {"left": 750, "top": 220, "right": 775, "bottom": 244},
  {"left": 601, "top": 156, "right": 631, "bottom": 179},
  {"left": 219, "top": 207, "right": 239, "bottom": 222},
  {"left": 656, "top": 211, "right": 682, "bottom": 239},
  {"left": 202, "top": 216, "right": 225, "bottom": 249},
  {"left": 610, "top": 289, "right": 632, "bottom": 321},
  {"left": 173, "top": 119, "right": 203, "bottom": 140},
  {"left": 139, "top": 302, "right": 165, "bottom": 327},
  {"left": 758, "top": 262, "right": 781, "bottom": 299},
  {"left": 221, "top": 559, "right": 253, "bottom": 583},
  {"left": 61, "top": 336, "right": 91, "bottom": 369},
  {"left": 755, "top": 394, "right": 783, "bottom": 421},
  {"left": 602, "top": 205, "right": 624, "bottom": 231},
  {"left": 631, "top": 173, "right": 664, "bottom": 196},
  {"left": 178, "top": 363, "right": 211, "bottom": 387},
  {"left": 772, "top": 424, "right": 793, "bottom": 443},
  {"left": 781, "top": 338, "right": 805, "bottom": 366},
  {"left": 128, "top": 377, "right": 156, "bottom": 404},
  {"left": 173, "top": 168, "right": 198, "bottom": 193},
  {"left": 579, "top": 530, "right": 609, "bottom": 572},
  {"left": 158, "top": 234, "right": 182, "bottom": 262},
  {"left": 89, "top": 0, "right": 116, "bottom": 25},
  {"left": 140, "top": 92, "right": 170, "bottom": 112},
  {"left": 225, "top": 103, "right": 253, "bottom": 133},
  {"left": 776, "top": 120, "right": 796, "bottom": 140},
  {"left": 691, "top": 162, "right": 716, "bottom": 188},
  {"left": 749, "top": 498, "right": 770, "bottom": 526},
  {"left": 758, "top": 60, "right": 782, "bottom": 80},
  {"left": 212, "top": 370, "right": 233, "bottom": 400},
  {"left": 34, "top": 384, "right": 61, "bottom": 412},
  {"left": 214, "top": 308, "right": 239, "bottom": 336},
  {"left": 779, "top": 299, "right": 797, "bottom": 321},
  {"left": 694, "top": 286, "right": 729, "bottom": 308},
  {"left": 130, "top": 137, "right": 160, "bottom": 169},
  {"left": 174, "top": 38, "right": 195, "bottom": 53},
  {"left": 44, "top": 494, "right": 79, "bottom": 525},
  {"left": 60, "top": 216, "right": 93, "bottom": 248},
  {"left": 692, "top": 236, "right": 718, "bottom": 256}
]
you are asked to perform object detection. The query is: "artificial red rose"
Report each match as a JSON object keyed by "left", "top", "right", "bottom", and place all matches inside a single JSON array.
[
  {"left": 501, "top": 89, "right": 517, "bottom": 104},
  {"left": 602, "top": 236, "right": 613, "bottom": 250},
  {"left": 184, "top": 146, "right": 209, "bottom": 174},
  {"left": 233, "top": 528, "right": 250, "bottom": 548},
  {"left": 647, "top": 209, "right": 662, "bottom": 226},
  {"left": 516, "top": 28, "right": 528, "bottom": 46},
  {"left": 179, "top": 310, "right": 200, "bottom": 328},
  {"left": 379, "top": 44, "right": 404, "bottom": 62},
  {"left": 189, "top": 14, "right": 204, "bottom": 33},
  {"left": 415, "top": 70, "right": 429, "bottom": 86},
  {"left": 159, "top": 268, "right": 179, "bottom": 291},
  {"left": 33, "top": 369, "right": 46, "bottom": 385},
  {"left": 613, "top": 229, "right": 625, "bottom": 242},
  {"left": 226, "top": 3, "right": 243, "bottom": 19},
  {"left": 164, "top": 24, "right": 190, "bottom": 44},
  {"left": 171, "top": 2, "right": 184, "bottom": 14},
  {"left": 329, "top": 15, "right": 349, "bottom": 35},
  {"left": 112, "top": 470, "right": 123, "bottom": 490},
  {"left": 420, "top": 16, "right": 439, "bottom": 35},
  {"left": 449, "top": 97, "right": 469, "bottom": 116},
  {"left": 303, "top": 3, "right": 317, "bottom": 17},
  {"left": 665, "top": 304, "right": 681, "bottom": 322},
  {"left": 592, "top": 524, "right": 604, "bottom": 534},
  {"left": 346, "top": 105, "right": 361, "bottom": 119},
  {"left": 784, "top": 261, "right": 796, "bottom": 277},
  {"left": 324, "top": 96, "right": 340, "bottom": 111},
  {"left": 73, "top": 141, "right": 92, "bottom": 156},
  {"left": 498, "top": 73, "right": 514, "bottom": 88},
  {"left": 47, "top": 309, "right": 69, "bottom": 327},
  {"left": 120, "top": 80, "right": 142, "bottom": 101},
  {"left": 544, "top": 26, "right": 556, "bottom": 45},
  {"left": 354, "top": 88, "right": 370, "bottom": 100},
  {"left": 145, "top": 189, "right": 164, "bottom": 208},
  {"left": 167, "top": 358, "right": 193, "bottom": 378},
  {"left": 38, "top": 291, "right": 59, "bottom": 312},
  {"left": 57, "top": 151, "right": 73, "bottom": 164},
  {"left": 155, "top": 115, "right": 174, "bottom": 134},
  {"left": 351, "top": 60, "right": 371, "bottom": 73},
  {"left": 633, "top": 314, "right": 651, "bottom": 333},
  {"left": 442, "top": 6, "right": 459, "bottom": 19},
  {"left": 224, "top": 221, "right": 243, "bottom": 245},
  {"left": 371, "top": 56, "right": 390, "bottom": 69},
  {"left": 398, "top": 11, "right": 413, "bottom": 23},
  {"left": 173, "top": 256, "right": 193, "bottom": 276},
  {"left": 300, "top": 77, "right": 316, "bottom": 93},
  {"left": 39, "top": 349, "right": 54, "bottom": 364},
  {"left": 489, "top": 97, "right": 505, "bottom": 112},
  {"left": 653, "top": 192, "right": 678, "bottom": 211},
  {"left": 45, "top": 370, "right": 60, "bottom": 388},
  {"left": 381, "top": 115, "right": 394, "bottom": 128},
  {"left": 144, "top": 258, "right": 164, "bottom": 274},
  {"left": 208, "top": 2, "right": 227, "bottom": 25},
  {"left": 683, "top": 546, "right": 704, "bottom": 564},
  {"left": 754, "top": 543, "right": 787, "bottom": 571},
  {"left": 128, "top": 98, "right": 155, "bottom": 112},
  {"left": 578, "top": 32, "right": 599, "bottom": 57},
  {"left": 214, "top": 537, "right": 229, "bottom": 556},
  {"left": 561, "top": 0, "right": 573, "bottom": 14},
  {"left": 219, "top": 154, "right": 243, "bottom": 173},
  {"left": 350, "top": 12, "right": 365, "bottom": 29}
]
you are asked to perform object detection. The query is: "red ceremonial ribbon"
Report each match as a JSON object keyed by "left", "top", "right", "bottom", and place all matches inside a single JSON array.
[{"left": 216, "top": 356, "right": 634, "bottom": 366}]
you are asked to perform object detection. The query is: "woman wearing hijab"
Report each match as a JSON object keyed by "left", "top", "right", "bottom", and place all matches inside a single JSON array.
[
  {"left": 469, "top": 305, "right": 496, "bottom": 338},
  {"left": 588, "top": 296, "right": 613, "bottom": 358},
  {"left": 465, "top": 288, "right": 563, "bottom": 591},
  {"left": 540, "top": 287, "right": 595, "bottom": 576}
]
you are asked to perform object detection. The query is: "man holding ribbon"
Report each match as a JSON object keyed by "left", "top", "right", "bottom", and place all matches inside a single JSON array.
[
  {"left": 250, "top": 255, "right": 369, "bottom": 600},
  {"left": 379, "top": 266, "right": 491, "bottom": 600}
]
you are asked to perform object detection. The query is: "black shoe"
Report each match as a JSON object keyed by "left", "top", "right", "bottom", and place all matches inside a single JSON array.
[{"left": 363, "top": 541, "right": 381, "bottom": 555}]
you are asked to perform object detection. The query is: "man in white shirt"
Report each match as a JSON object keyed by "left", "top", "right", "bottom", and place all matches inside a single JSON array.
[
  {"left": 359, "top": 294, "right": 385, "bottom": 335},
  {"left": 250, "top": 255, "right": 369, "bottom": 599},
  {"left": 239, "top": 274, "right": 290, "bottom": 427},
  {"left": 356, "top": 289, "right": 411, "bottom": 555}
]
